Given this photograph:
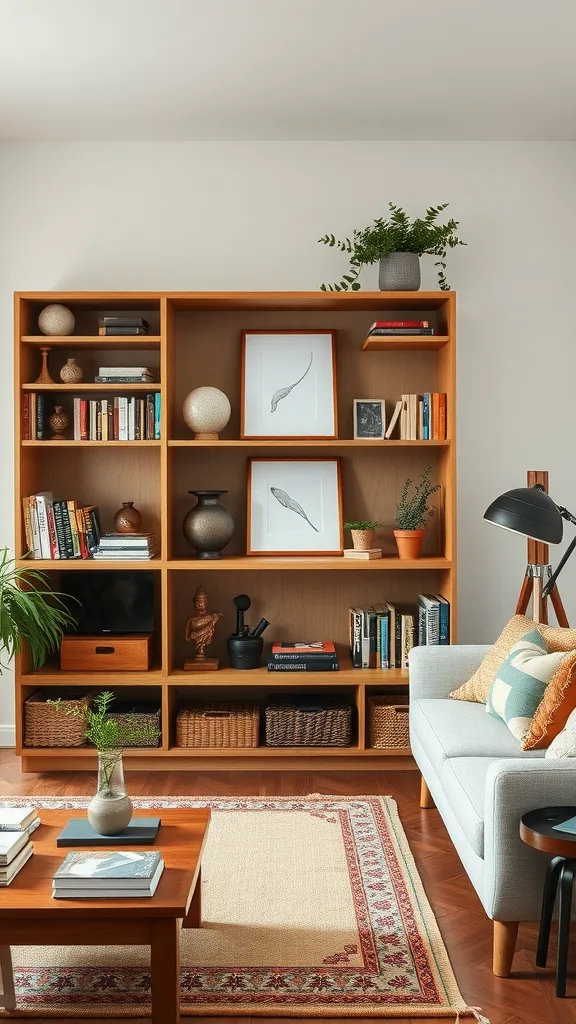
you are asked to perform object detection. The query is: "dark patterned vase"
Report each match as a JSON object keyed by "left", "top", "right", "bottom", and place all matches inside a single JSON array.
[{"left": 183, "top": 490, "right": 234, "bottom": 559}]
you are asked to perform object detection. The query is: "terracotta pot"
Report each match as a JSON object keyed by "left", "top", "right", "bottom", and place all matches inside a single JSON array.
[
  {"left": 350, "top": 529, "right": 374, "bottom": 551},
  {"left": 394, "top": 529, "right": 425, "bottom": 559}
]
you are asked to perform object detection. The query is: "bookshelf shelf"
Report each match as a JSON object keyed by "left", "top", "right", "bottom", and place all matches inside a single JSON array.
[{"left": 15, "top": 289, "right": 456, "bottom": 772}]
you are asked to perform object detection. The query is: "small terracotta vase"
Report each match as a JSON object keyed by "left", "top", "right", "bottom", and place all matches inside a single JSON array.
[
  {"left": 49, "top": 405, "right": 68, "bottom": 440},
  {"left": 60, "top": 357, "right": 83, "bottom": 383},
  {"left": 394, "top": 529, "right": 425, "bottom": 559},
  {"left": 350, "top": 529, "right": 374, "bottom": 551},
  {"left": 113, "top": 501, "right": 142, "bottom": 534}
]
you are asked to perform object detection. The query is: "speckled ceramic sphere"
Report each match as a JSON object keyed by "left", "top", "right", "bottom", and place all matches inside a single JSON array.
[
  {"left": 38, "top": 304, "right": 76, "bottom": 337},
  {"left": 182, "top": 387, "right": 231, "bottom": 439},
  {"left": 59, "top": 357, "right": 83, "bottom": 383}
]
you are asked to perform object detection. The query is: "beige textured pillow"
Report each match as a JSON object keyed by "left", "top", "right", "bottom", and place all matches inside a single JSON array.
[{"left": 450, "top": 614, "right": 576, "bottom": 704}]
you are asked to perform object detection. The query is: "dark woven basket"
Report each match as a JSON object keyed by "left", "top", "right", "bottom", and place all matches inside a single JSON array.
[
  {"left": 107, "top": 702, "right": 162, "bottom": 747},
  {"left": 265, "top": 694, "right": 352, "bottom": 747}
]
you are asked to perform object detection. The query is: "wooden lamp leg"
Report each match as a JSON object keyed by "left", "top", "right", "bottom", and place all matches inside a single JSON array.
[
  {"left": 420, "top": 776, "right": 435, "bottom": 809},
  {"left": 493, "top": 920, "right": 519, "bottom": 977}
]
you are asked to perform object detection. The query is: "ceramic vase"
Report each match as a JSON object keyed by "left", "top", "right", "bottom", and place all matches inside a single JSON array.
[
  {"left": 394, "top": 529, "right": 425, "bottom": 559},
  {"left": 182, "top": 387, "right": 231, "bottom": 439},
  {"left": 351, "top": 529, "right": 374, "bottom": 550},
  {"left": 378, "top": 253, "right": 421, "bottom": 291},
  {"left": 183, "top": 489, "right": 234, "bottom": 559},
  {"left": 49, "top": 405, "right": 68, "bottom": 440},
  {"left": 59, "top": 357, "right": 83, "bottom": 383},
  {"left": 113, "top": 501, "right": 142, "bottom": 534},
  {"left": 38, "top": 303, "right": 76, "bottom": 336},
  {"left": 88, "top": 751, "right": 133, "bottom": 836}
]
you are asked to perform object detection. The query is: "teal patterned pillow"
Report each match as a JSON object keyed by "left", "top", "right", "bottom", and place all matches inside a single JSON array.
[{"left": 487, "top": 629, "right": 570, "bottom": 743}]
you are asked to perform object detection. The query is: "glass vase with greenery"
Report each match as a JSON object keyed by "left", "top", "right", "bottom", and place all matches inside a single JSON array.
[
  {"left": 318, "top": 203, "right": 465, "bottom": 291},
  {"left": 0, "top": 548, "right": 76, "bottom": 672}
]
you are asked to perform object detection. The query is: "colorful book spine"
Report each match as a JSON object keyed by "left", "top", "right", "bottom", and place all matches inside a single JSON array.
[
  {"left": 21, "top": 498, "right": 34, "bottom": 553},
  {"left": 423, "top": 393, "right": 430, "bottom": 440},
  {"left": 154, "top": 393, "right": 161, "bottom": 439},
  {"left": 22, "top": 394, "right": 30, "bottom": 441},
  {"left": 36, "top": 394, "right": 45, "bottom": 441},
  {"left": 379, "top": 614, "right": 389, "bottom": 670},
  {"left": 34, "top": 494, "right": 52, "bottom": 559},
  {"left": 66, "top": 500, "right": 81, "bottom": 558},
  {"left": 267, "top": 661, "right": 339, "bottom": 671}
]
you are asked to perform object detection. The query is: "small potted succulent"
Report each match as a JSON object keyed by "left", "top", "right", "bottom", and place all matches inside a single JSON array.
[
  {"left": 344, "top": 520, "right": 382, "bottom": 551},
  {"left": 394, "top": 468, "right": 439, "bottom": 559}
]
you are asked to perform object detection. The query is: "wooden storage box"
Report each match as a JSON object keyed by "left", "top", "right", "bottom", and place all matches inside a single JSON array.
[
  {"left": 368, "top": 693, "right": 410, "bottom": 749},
  {"left": 60, "top": 634, "right": 153, "bottom": 672},
  {"left": 176, "top": 702, "right": 259, "bottom": 748},
  {"left": 24, "top": 692, "right": 90, "bottom": 748},
  {"left": 265, "top": 694, "right": 352, "bottom": 747}
]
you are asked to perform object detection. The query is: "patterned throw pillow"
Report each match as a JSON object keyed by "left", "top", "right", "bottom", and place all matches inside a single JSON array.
[
  {"left": 522, "top": 648, "right": 576, "bottom": 749},
  {"left": 450, "top": 614, "right": 576, "bottom": 704},
  {"left": 545, "top": 707, "right": 576, "bottom": 758},
  {"left": 487, "top": 629, "right": 571, "bottom": 743}
]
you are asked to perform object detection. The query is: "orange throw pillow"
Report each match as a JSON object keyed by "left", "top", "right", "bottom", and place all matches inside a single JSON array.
[{"left": 522, "top": 649, "right": 576, "bottom": 749}]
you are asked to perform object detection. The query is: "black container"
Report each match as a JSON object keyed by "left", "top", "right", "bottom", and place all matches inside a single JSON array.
[{"left": 227, "top": 635, "right": 263, "bottom": 670}]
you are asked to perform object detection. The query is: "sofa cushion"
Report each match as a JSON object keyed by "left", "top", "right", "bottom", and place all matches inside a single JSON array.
[
  {"left": 410, "top": 697, "right": 544, "bottom": 779},
  {"left": 487, "top": 629, "right": 571, "bottom": 743},
  {"left": 440, "top": 757, "right": 500, "bottom": 857}
]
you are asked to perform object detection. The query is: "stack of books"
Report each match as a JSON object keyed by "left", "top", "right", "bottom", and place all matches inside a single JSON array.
[
  {"left": 0, "top": 806, "right": 39, "bottom": 886},
  {"left": 22, "top": 492, "right": 101, "bottom": 559},
  {"left": 343, "top": 548, "right": 382, "bottom": 560},
  {"left": 98, "top": 317, "right": 150, "bottom": 336},
  {"left": 53, "top": 849, "right": 164, "bottom": 899},
  {"left": 72, "top": 394, "right": 160, "bottom": 441},
  {"left": 94, "top": 533, "right": 158, "bottom": 561},
  {"left": 267, "top": 641, "right": 340, "bottom": 672},
  {"left": 349, "top": 596, "right": 450, "bottom": 670},
  {"left": 385, "top": 392, "right": 447, "bottom": 440},
  {"left": 95, "top": 366, "right": 155, "bottom": 384},
  {"left": 367, "top": 319, "right": 435, "bottom": 337}
]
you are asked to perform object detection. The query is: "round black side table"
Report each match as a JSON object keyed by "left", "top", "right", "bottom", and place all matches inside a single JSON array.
[{"left": 520, "top": 806, "right": 576, "bottom": 998}]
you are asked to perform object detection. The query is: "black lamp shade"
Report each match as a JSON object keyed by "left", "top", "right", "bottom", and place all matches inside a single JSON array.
[{"left": 483, "top": 486, "right": 563, "bottom": 544}]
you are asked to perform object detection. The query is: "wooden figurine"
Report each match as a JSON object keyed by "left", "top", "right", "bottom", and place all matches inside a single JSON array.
[{"left": 184, "top": 585, "right": 222, "bottom": 671}]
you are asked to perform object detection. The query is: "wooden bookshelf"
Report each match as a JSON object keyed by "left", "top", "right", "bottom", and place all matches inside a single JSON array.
[{"left": 14, "top": 290, "right": 456, "bottom": 771}]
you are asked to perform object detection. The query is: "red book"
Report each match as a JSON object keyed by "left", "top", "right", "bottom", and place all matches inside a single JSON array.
[
  {"left": 437, "top": 394, "right": 447, "bottom": 440},
  {"left": 22, "top": 393, "right": 30, "bottom": 440},
  {"left": 369, "top": 320, "right": 429, "bottom": 330},
  {"left": 79, "top": 400, "right": 88, "bottom": 441},
  {"left": 271, "top": 641, "right": 337, "bottom": 659},
  {"left": 431, "top": 394, "right": 440, "bottom": 440},
  {"left": 75, "top": 508, "right": 90, "bottom": 559},
  {"left": 46, "top": 500, "right": 59, "bottom": 559}
]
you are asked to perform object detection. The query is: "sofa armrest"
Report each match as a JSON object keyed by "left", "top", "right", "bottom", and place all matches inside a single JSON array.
[
  {"left": 484, "top": 759, "right": 576, "bottom": 920},
  {"left": 408, "top": 644, "right": 490, "bottom": 700}
]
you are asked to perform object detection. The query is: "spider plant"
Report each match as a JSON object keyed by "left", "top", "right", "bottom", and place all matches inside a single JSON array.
[{"left": 0, "top": 548, "right": 76, "bottom": 671}]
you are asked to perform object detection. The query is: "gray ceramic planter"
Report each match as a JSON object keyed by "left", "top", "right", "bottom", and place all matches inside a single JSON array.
[{"left": 378, "top": 252, "right": 421, "bottom": 291}]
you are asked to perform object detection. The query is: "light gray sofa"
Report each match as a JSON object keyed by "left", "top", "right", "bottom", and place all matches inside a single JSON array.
[{"left": 409, "top": 643, "right": 576, "bottom": 977}]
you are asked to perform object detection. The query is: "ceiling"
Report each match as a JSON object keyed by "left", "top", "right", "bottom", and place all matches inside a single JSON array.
[{"left": 0, "top": 0, "right": 574, "bottom": 141}]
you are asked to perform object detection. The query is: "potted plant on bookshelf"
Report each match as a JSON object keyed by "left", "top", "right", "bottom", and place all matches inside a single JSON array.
[
  {"left": 318, "top": 203, "right": 465, "bottom": 291},
  {"left": 0, "top": 548, "right": 76, "bottom": 672},
  {"left": 50, "top": 691, "right": 160, "bottom": 836},
  {"left": 394, "top": 468, "right": 440, "bottom": 559},
  {"left": 344, "top": 520, "right": 382, "bottom": 551}
]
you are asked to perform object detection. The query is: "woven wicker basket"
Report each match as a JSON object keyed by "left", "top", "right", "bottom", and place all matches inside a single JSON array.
[
  {"left": 176, "top": 702, "right": 259, "bottom": 748},
  {"left": 108, "top": 702, "right": 161, "bottom": 747},
  {"left": 24, "top": 692, "right": 90, "bottom": 748},
  {"left": 265, "top": 694, "right": 352, "bottom": 747},
  {"left": 368, "top": 693, "right": 410, "bottom": 749}
]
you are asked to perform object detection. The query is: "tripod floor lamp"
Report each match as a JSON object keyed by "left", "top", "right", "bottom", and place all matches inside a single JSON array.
[{"left": 484, "top": 471, "right": 573, "bottom": 627}]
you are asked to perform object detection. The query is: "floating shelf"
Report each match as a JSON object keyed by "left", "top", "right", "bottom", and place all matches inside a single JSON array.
[{"left": 361, "top": 335, "right": 450, "bottom": 351}]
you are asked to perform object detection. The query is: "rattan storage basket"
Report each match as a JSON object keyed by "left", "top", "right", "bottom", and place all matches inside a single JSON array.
[
  {"left": 108, "top": 702, "right": 161, "bottom": 747},
  {"left": 368, "top": 693, "right": 410, "bottom": 749},
  {"left": 24, "top": 692, "right": 90, "bottom": 748},
  {"left": 176, "top": 702, "right": 259, "bottom": 748},
  {"left": 265, "top": 694, "right": 352, "bottom": 747}
]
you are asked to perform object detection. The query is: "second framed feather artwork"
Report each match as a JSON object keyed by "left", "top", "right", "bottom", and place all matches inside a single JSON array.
[
  {"left": 241, "top": 331, "right": 338, "bottom": 438},
  {"left": 247, "top": 458, "right": 343, "bottom": 556}
]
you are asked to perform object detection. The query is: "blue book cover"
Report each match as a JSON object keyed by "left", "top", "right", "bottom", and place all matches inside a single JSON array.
[
  {"left": 154, "top": 393, "right": 161, "bottom": 439},
  {"left": 379, "top": 615, "right": 389, "bottom": 670},
  {"left": 422, "top": 393, "right": 430, "bottom": 441},
  {"left": 434, "top": 595, "right": 450, "bottom": 644},
  {"left": 553, "top": 814, "right": 576, "bottom": 834},
  {"left": 55, "top": 849, "right": 162, "bottom": 881}
]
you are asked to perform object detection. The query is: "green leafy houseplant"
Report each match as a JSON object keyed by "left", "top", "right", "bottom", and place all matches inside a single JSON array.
[
  {"left": 344, "top": 519, "right": 383, "bottom": 551},
  {"left": 395, "top": 467, "right": 440, "bottom": 531},
  {"left": 0, "top": 548, "right": 76, "bottom": 671},
  {"left": 344, "top": 520, "right": 382, "bottom": 531},
  {"left": 319, "top": 203, "right": 465, "bottom": 291}
]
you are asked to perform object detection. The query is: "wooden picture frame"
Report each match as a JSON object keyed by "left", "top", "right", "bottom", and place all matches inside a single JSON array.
[
  {"left": 247, "top": 457, "right": 343, "bottom": 556},
  {"left": 240, "top": 330, "right": 338, "bottom": 439},
  {"left": 353, "top": 399, "right": 386, "bottom": 440}
]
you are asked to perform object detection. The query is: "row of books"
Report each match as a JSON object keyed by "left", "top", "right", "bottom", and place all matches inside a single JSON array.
[
  {"left": 267, "top": 641, "right": 339, "bottom": 672},
  {"left": 72, "top": 395, "right": 160, "bottom": 441},
  {"left": 386, "top": 392, "right": 447, "bottom": 441},
  {"left": 94, "top": 533, "right": 159, "bottom": 560},
  {"left": 0, "top": 806, "right": 40, "bottom": 886},
  {"left": 53, "top": 849, "right": 164, "bottom": 899},
  {"left": 23, "top": 493, "right": 102, "bottom": 559},
  {"left": 368, "top": 319, "right": 435, "bottom": 336},
  {"left": 98, "top": 316, "right": 151, "bottom": 336},
  {"left": 349, "top": 594, "right": 449, "bottom": 669},
  {"left": 95, "top": 365, "right": 155, "bottom": 383}
]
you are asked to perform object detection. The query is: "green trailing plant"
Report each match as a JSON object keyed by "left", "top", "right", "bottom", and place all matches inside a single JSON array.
[
  {"left": 318, "top": 203, "right": 466, "bottom": 291},
  {"left": 344, "top": 520, "right": 382, "bottom": 531},
  {"left": 395, "top": 467, "right": 440, "bottom": 531},
  {"left": 0, "top": 548, "right": 76, "bottom": 672}
]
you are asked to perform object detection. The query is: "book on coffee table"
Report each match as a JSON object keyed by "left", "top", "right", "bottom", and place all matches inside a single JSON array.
[
  {"left": 56, "top": 817, "right": 161, "bottom": 847},
  {"left": 0, "top": 806, "right": 39, "bottom": 832},
  {"left": 53, "top": 849, "right": 164, "bottom": 898}
]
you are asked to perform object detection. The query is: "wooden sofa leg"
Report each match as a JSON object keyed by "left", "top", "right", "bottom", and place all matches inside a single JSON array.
[
  {"left": 420, "top": 776, "right": 435, "bottom": 809},
  {"left": 493, "top": 920, "right": 519, "bottom": 977}
]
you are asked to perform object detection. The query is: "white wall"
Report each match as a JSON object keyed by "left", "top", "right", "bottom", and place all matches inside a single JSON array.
[{"left": 1, "top": 141, "right": 575, "bottom": 739}]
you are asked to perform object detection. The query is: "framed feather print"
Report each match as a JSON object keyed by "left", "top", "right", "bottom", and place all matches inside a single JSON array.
[
  {"left": 241, "top": 331, "right": 338, "bottom": 439},
  {"left": 247, "top": 458, "right": 343, "bottom": 556}
]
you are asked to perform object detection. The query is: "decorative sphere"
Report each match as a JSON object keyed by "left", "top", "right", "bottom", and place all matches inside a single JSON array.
[
  {"left": 182, "top": 387, "right": 231, "bottom": 436},
  {"left": 38, "top": 304, "right": 75, "bottom": 336}
]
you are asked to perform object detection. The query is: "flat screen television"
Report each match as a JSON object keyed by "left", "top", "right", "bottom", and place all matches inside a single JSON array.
[{"left": 61, "top": 571, "right": 155, "bottom": 636}]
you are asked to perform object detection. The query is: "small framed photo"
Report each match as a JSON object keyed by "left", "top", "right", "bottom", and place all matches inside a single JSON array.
[
  {"left": 247, "top": 458, "right": 343, "bottom": 556},
  {"left": 241, "top": 331, "right": 338, "bottom": 439},
  {"left": 353, "top": 399, "right": 386, "bottom": 440}
]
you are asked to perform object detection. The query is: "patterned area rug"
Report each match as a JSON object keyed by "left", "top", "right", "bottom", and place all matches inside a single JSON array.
[{"left": 0, "top": 795, "right": 483, "bottom": 1020}]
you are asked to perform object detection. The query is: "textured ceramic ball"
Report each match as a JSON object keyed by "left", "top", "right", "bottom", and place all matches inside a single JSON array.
[
  {"left": 38, "top": 304, "right": 75, "bottom": 337},
  {"left": 182, "top": 387, "right": 231, "bottom": 439}
]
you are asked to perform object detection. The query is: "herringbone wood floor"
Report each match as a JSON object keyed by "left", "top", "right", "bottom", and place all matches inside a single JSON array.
[{"left": 0, "top": 750, "right": 573, "bottom": 1024}]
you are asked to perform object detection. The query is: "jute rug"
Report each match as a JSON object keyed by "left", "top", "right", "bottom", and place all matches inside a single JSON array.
[{"left": 0, "top": 796, "right": 486, "bottom": 1020}]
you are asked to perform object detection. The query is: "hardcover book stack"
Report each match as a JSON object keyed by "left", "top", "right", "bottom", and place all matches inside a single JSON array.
[
  {"left": 95, "top": 366, "right": 155, "bottom": 384},
  {"left": 94, "top": 533, "right": 158, "bottom": 561},
  {"left": 0, "top": 806, "right": 39, "bottom": 886},
  {"left": 267, "top": 641, "right": 340, "bottom": 672},
  {"left": 385, "top": 392, "right": 447, "bottom": 440},
  {"left": 52, "top": 849, "right": 164, "bottom": 899},
  {"left": 98, "top": 316, "right": 150, "bottom": 336},
  {"left": 73, "top": 392, "right": 160, "bottom": 441},
  {"left": 349, "top": 595, "right": 450, "bottom": 670},
  {"left": 367, "top": 319, "right": 435, "bottom": 337},
  {"left": 22, "top": 491, "right": 101, "bottom": 559}
]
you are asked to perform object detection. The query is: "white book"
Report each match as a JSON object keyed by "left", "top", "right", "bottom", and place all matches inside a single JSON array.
[
  {"left": 0, "top": 806, "right": 38, "bottom": 832},
  {"left": 73, "top": 397, "right": 81, "bottom": 441},
  {"left": 54, "top": 850, "right": 163, "bottom": 887},
  {"left": 0, "top": 842, "right": 33, "bottom": 884},
  {"left": 98, "top": 367, "right": 149, "bottom": 376},
  {"left": 28, "top": 497, "right": 42, "bottom": 559},
  {"left": 0, "top": 830, "right": 29, "bottom": 865},
  {"left": 34, "top": 492, "right": 53, "bottom": 559},
  {"left": 128, "top": 397, "right": 135, "bottom": 441},
  {"left": 118, "top": 397, "right": 128, "bottom": 441}
]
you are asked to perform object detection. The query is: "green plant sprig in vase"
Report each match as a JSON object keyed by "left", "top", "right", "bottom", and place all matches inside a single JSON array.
[
  {"left": 0, "top": 548, "right": 76, "bottom": 672},
  {"left": 318, "top": 203, "right": 465, "bottom": 292},
  {"left": 344, "top": 520, "right": 383, "bottom": 551},
  {"left": 394, "top": 468, "right": 439, "bottom": 559}
]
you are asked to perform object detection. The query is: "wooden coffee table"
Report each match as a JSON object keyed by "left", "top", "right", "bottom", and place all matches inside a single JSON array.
[{"left": 0, "top": 807, "right": 210, "bottom": 1023}]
